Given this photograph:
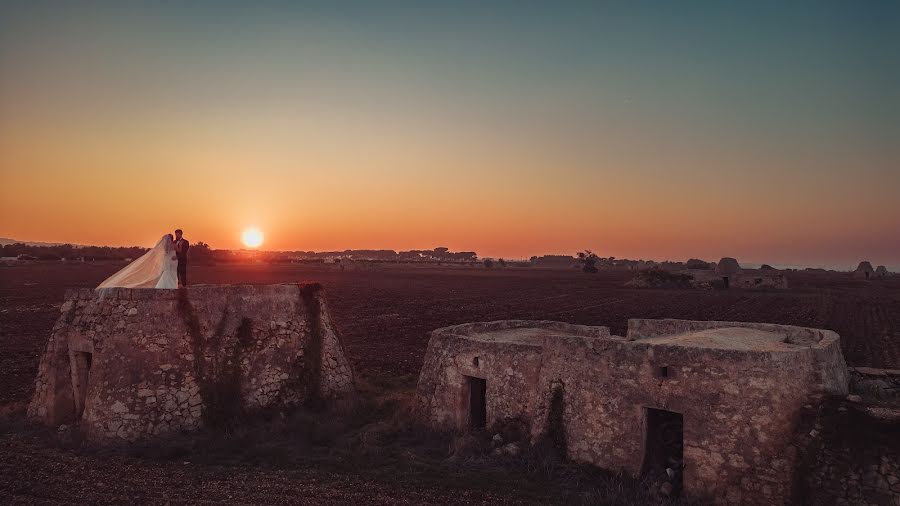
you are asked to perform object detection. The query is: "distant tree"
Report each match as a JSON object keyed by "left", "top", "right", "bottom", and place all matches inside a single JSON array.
[
  {"left": 451, "top": 251, "right": 478, "bottom": 262},
  {"left": 577, "top": 250, "right": 599, "bottom": 273},
  {"left": 1, "top": 242, "right": 148, "bottom": 261},
  {"left": 498, "top": 258, "right": 507, "bottom": 268},
  {"left": 190, "top": 241, "right": 214, "bottom": 265},
  {"left": 483, "top": 258, "right": 494, "bottom": 269}
]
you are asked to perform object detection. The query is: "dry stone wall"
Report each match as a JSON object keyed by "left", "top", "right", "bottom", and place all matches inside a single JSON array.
[
  {"left": 415, "top": 319, "right": 850, "bottom": 505},
  {"left": 28, "top": 284, "right": 355, "bottom": 443},
  {"left": 792, "top": 399, "right": 900, "bottom": 506}
]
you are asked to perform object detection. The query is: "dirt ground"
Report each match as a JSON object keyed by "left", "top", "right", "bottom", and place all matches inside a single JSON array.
[{"left": 2, "top": 262, "right": 899, "bottom": 504}]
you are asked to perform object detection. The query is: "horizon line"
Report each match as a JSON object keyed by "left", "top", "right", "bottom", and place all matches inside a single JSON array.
[{"left": 2, "top": 235, "right": 895, "bottom": 272}]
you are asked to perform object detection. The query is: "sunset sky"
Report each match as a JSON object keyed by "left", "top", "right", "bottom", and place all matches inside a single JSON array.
[{"left": 1, "top": 1, "right": 898, "bottom": 267}]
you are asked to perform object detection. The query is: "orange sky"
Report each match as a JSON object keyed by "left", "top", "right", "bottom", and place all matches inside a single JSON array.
[{"left": 1, "top": 3, "right": 898, "bottom": 267}]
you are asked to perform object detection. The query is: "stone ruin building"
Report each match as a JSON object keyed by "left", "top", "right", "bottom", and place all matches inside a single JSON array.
[
  {"left": 628, "top": 257, "right": 788, "bottom": 290},
  {"left": 703, "top": 257, "right": 788, "bottom": 289},
  {"left": 414, "top": 319, "right": 849, "bottom": 504},
  {"left": 853, "top": 261, "right": 875, "bottom": 279},
  {"left": 714, "top": 256, "right": 742, "bottom": 278},
  {"left": 28, "top": 284, "right": 355, "bottom": 443}
]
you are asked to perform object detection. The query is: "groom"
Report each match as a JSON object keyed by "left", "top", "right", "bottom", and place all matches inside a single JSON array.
[{"left": 174, "top": 229, "right": 190, "bottom": 287}]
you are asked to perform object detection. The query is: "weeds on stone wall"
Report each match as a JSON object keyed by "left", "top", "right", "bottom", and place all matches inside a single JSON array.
[
  {"left": 545, "top": 383, "right": 568, "bottom": 460},
  {"left": 299, "top": 283, "right": 325, "bottom": 408},
  {"left": 8, "top": 372, "right": 708, "bottom": 505},
  {"left": 177, "top": 290, "right": 250, "bottom": 429},
  {"left": 261, "top": 283, "right": 328, "bottom": 412}
]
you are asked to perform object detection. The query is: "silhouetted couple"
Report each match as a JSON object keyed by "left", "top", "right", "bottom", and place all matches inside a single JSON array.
[{"left": 97, "top": 229, "right": 190, "bottom": 289}]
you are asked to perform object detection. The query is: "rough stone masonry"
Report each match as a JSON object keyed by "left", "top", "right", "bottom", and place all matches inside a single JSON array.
[
  {"left": 414, "top": 319, "right": 849, "bottom": 505},
  {"left": 28, "top": 284, "right": 355, "bottom": 443}
]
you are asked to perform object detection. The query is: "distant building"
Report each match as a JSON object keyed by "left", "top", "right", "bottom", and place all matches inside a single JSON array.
[
  {"left": 637, "top": 257, "right": 788, "bottom": 290},
  {"left": 853, "top": 261, "right": 875, "bottom": 279},
  {"left": 530, "top": 255, "right": 577, "bottom": 269},
  {"left": 714, "top": 257, "right": 742, "bottom": 277}
]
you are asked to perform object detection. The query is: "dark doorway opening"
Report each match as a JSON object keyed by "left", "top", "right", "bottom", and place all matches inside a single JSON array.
[
  {"left": 643, "top": 408, "right": 684, "bottom": 495},
  {"left": 466, "top": 376, "right": 487, "bottom": 429},
  {"left": 722, "top": 276, "right": 730, "bottom": 289},
  {"left": 72, "top": 351, "right": 92, "bottom": 420}
]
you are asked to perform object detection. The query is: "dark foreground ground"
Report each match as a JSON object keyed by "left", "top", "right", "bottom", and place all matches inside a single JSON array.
[{"left": 2, "top": 262, "right": 899, "bottom": 504}]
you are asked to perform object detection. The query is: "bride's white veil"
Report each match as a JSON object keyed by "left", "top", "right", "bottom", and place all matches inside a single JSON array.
[{"left": 97, "top": 235, "right": 174, "bottom": 289}]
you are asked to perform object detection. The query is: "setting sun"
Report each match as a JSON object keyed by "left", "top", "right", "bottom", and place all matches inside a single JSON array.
[{"left": 241, "top": 227, "right": 264, "bottom": 249}]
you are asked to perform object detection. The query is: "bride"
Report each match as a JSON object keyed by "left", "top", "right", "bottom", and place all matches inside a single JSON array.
[{"left": 97, "top": 234, "right": 179, "bottom": 289}]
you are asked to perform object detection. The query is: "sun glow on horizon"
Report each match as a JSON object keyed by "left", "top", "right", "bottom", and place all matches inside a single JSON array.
[
  {"left": 241, "top": 227, "right": 264, "bottom": 249},
  {"left": 0, "top": 3, "right": 898, "bottom": 266}
]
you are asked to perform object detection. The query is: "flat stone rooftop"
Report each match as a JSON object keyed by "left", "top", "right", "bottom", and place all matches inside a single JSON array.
[
  {"left": 444, "top": 320, "right": 826, "bottom": 354},
  {"left": 639, "top": 326, "right": 800, "bottom": 351},
  {"left": 462, "top": 327, "right": 589, "bottom": 346}
]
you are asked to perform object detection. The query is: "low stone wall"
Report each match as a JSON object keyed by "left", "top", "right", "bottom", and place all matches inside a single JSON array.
[
  {"left": 689, "top": 270, "right": 789, "bottom": 290},
  {"left": 626, "top": 269, "right": 788, "bottom": 290},
  {"left": 792, "top": 399, "right": 900, "bottom": 505},
  {"left": 28, "top": 284, "right": 355, "bottom": 443},
  {"left": 848, "top": 366, "right": 900, "bottom": 402}
]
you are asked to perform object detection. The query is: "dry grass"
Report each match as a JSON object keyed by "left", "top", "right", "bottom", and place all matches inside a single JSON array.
[{"left": 0, "top": 373, "right": 708, "bottom": 505}]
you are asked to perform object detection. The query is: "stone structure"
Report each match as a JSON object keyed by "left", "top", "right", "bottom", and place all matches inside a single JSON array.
[
  {"left": 627, "top": 263, "right": 788, "bottom": 290},
  {"left": 695, "top": 267, "right": 788, "bottom": 290},
  {"left": 414, "top": 319, "right": 849, "bottom": 505},
  {"left": 714, "top": 257, "right": 742, "bottom": 277},
  {"left": 875, "top": 265, "right": 889, "bottom": 278},
  {"left": 691, "top": 257, "right": 788, "bottom": 289},
  {"left": 794, "top": 368, "right": 900, "bottom": 505},
  {"left": 28, "top": 284, "right": 355, "bottom": 443},
  {"left": 530, "top": 255, "right": 577, "bottom": 269},
  {"left": 854, "top": 261, "right": 875, "bottom": 279}
]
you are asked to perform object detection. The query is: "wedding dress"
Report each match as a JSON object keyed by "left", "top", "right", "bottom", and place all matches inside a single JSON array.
[{"left": 97, "top": 234, "right": 179, "bottom": 289}]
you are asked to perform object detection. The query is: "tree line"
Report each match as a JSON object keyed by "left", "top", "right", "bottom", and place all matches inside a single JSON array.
[{"left": 1, "top": 242, "right": 214, "bottom": 263}]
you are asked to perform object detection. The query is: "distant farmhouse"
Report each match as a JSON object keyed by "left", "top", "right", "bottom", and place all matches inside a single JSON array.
[
  {"left": 854, "top": 261, "right": 875, "bottom": 279},
  {"left": 529, "top": 255, "right": 577, "bottom": 269},
  {"left": 628, "top": 257, "right": 788, "bottom": 290}
]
